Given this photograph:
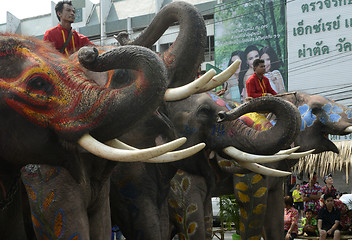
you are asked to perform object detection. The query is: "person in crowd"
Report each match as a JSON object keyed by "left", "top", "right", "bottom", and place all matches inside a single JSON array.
[
  {"left": 238, "top": 45, "right": 260, "bottom": 101},
  {"left": 335, "top": 194, "right": 352, "bottom": 232},
  {"left": 245, "top": 59, "right": 277, "bottom": 99},
  {"left": 301, "top": 208, "right": 318, "bottom": 236},
  {"left": 300, "top": 172, "right": 323, "bottom": 216},
  {"left": 322, "top": 173, "right": 338, "bottom": 199},
  {"left": 317, "top": 193, "right": 341, "bottom": 240},
  {"left": 284, "top": 195, "right": 299, "bottom": 240},
  {"left": 44, "top": 1, "right": 93, "bottom": 56},
  {"left": 259, "top": 46, "right": 286, "bottom": 93},
  {"left": 222, "top": 50, "right": 243, "bottom": 103},
  {"left": 293, "top": 183, "right": 304, "bottom": 218}
]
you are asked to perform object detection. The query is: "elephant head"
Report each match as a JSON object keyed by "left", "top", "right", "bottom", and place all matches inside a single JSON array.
[
  {"left": 0, "top": 34, "right": 174, "bottom": 167},
  {"left": 0, "top": 33, "right": 182, "bottom": 240},
  {"left": 279, "top": 92, "right": 352, "bottom": 153},
  {"left": 216, "top": 92, "right": 352, "bottom": 240}
]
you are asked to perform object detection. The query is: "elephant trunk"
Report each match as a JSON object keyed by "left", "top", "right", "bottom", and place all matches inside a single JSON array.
[
  {"left": 217, "top": 97, "right": 301, "bottom": 155},
  {"left": 116, "top": 1, "right": 207, "bottom": 88},
  {"left": 62, "top": 45, "right": 167, "bottom": 142}
]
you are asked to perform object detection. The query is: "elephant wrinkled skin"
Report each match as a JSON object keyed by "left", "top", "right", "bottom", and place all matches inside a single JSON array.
[
  {"left": 0, "top": 33, "right": 169, "bottom": 240},
  {"left": 107, "top": 2, "right": 302, "bottom": 240},
  {"left": 170, "top": 92, "right": 352, "bottom": 240}
]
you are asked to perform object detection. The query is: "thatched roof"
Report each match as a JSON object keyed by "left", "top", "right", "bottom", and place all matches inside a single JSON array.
[{"left": 293, "top": 141, "right": 352, "bottom": 183}]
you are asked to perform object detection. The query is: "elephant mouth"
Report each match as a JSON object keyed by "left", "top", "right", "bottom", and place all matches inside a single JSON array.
[{"left": 321, "top": 133, "right": 339, "bottom": 154}]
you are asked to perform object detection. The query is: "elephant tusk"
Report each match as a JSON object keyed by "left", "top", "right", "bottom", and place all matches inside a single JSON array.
[
  {"left": 344, "top": 126, "right": 352, "bottom": 133},
  {"left": 277, "top": 149, "right": 315, "bottom": 159},
  {"left": 236, "top": 161, "right": 292, "bottom": 177},
  {"left": 197, "top": 60, "right": 241, "bottom": 93},
  {"left": 105, "top": 139, "right": 206, "bottom": 163},
  {"left": 276, "top": 146, "right": 300, "bottom": 155},
  {"left": 223, "top": 146, "right": 289, "bottom": 163},
  {"left": 78, "top": 133, "right": 187, "bottom": 162},
  {"left": 164, "top": 69, "right": 216, "bottom": 101}
]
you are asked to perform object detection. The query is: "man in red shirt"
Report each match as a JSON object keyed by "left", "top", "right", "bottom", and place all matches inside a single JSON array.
[
  {"left": 246, "top": 59, "right": 277, "bottom": 98},
  {"left": 43, "top": 1, "right": 93, "bottom": 56}
]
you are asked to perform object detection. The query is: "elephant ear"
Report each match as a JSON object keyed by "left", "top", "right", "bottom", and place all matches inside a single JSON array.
[{"left": 115, "top": 1, "right": 207, "bottom": 88}]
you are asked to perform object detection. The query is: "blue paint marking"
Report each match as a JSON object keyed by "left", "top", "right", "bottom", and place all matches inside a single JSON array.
[
  {"left": 322, "top": 103, "right": 332, "bottom": 114},
  {"left": 332, "top": 104, "right": 343, "bottom": 114},
  {"left": 303, "top": 109, "right": 316, "bottom": 127},
  {"left": 69, "top": 233, "right": 81, "bottom": 240},
  {"left": 182, "top": 124, "right": 198, "bottom": 137},
  {"left": 299, "top": 104, "right": 309, "bottom": 115},
  {"left": 298, "top": 104, "right": 317, "bottom": 130},
  {"left": 329, "top": 113, "right": 341, "bottom": 122},
  {"left": 346, "top": 109, "right": 352, "bottom": 119},
  {"left": 208, "top": 92, "right": 233, "bottom": 110}
]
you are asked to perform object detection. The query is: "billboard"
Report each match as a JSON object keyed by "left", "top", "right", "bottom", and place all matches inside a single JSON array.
[
  {"left": 287, "top": 0, "right": 352, "bottom": 101},
  {"left": 214, "top": 0, "right": 287, "bottom": 103}
]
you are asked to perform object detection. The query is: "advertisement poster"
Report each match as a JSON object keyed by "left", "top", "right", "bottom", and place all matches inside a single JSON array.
[
  {"left": 287, "top": 0, "right": 352, "bottom": 108},
  {"left": 214, "top": 0, "right": 287, "bottom": 103}
]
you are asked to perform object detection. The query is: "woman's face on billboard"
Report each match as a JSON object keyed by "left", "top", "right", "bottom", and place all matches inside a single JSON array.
[
  {"left": 261, "top": 53, "right": 271, "bottom": 72},
  {"left": 247, "top": 50, "right": 259, "bottom": 68}
]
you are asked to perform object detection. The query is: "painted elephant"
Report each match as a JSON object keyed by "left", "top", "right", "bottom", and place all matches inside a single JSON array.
[
  {"left": 170, "top": 92, "right": 352, "bottom": 240},
  {"left": 0, "top": 33, "right": 183, "bottom": 240},
  {"left": 106, "top": 2, "right": 302, "bottom": 240}
]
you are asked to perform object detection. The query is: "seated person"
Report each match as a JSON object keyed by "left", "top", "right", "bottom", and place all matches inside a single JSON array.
[
  {"left": 301, "top": 209, "right": 318, "bottom": 236},
  {"left": 318, "top": 193, "right": 341, "bottom": 240},
  {"left": 246, "top": 59, "right": 277, "bottom": 99},
  {"left": 338, "top": 194, "right": 352, "bottom": 232},
  {"left": 284, "top": 196, "right": 299, "bottom": 240}
]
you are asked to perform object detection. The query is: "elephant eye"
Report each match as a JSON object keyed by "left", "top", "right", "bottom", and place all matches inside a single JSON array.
[
  {"left": 27, "top": 76, "right": 53, "bottom": 93},
  {"left": 311, "top": 107, "right": 320, "bottom": 115}
]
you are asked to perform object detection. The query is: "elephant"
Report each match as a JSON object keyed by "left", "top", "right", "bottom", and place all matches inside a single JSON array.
[
  {"left": 169, "top": 92, "right": 352, "bottom": 240},
  {"left": 0, "top": 33, "right": 191, "bottom": 240},
  {"left": 106, "top": 2, "right": 302, "bottom": 240}
]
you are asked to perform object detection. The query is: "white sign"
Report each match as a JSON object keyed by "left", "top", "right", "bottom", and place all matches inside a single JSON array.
[
  {"left": 287, "top": 1, "right": 352, "bottom": 98},
  {"left": 329, "top": 133, "right": 352, "bottom": 141}
]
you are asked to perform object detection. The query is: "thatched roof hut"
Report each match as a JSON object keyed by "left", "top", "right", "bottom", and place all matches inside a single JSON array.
[{"left": 293, "top": 141, "right": 352, "bottom": 183}]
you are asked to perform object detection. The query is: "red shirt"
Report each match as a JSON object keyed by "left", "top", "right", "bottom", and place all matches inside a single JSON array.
[
  {"left": 43, "top": 24, "right": 93, "bottom": 56},
  {"left": 246, "top": 73, "right": 277, "bottom": 98},
  {"left": 284, "top": 207, "right": 299, "bottom": 233}
]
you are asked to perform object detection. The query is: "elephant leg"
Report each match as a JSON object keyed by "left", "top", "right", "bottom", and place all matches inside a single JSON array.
[
  {"left": 169, "top": 171, "right": 209, "bottom": 240},
  {"left": 0, "top": 176, "right": 29, "bottom": 240},
  {"left": 264, "top": 178, "right": 285, "bottom": 240},
  {"left": 21, "top": 165, "right": 90, "bottom": 240},
  {"left": 88, "top": 180, "right": 112, "bottom": 240},
  {"left": 233, "top": 173, "right": 268, "bottom": 240}
]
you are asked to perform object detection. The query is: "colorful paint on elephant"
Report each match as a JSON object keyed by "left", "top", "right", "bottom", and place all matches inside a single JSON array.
[
  {"left": 0, "top": 34, "right": 114, "bottom": 133},
  {"left": 169, "top": 170, "right": 210, "bottom": 240},
  {"left": 234, "top": 173, "right": 267, "bottom": 240},
  {"left": 299, "top": 100, "right": 347, "bottom": 131},
  {"left": 22, "top": 165, "right": 81, "bottom": 240}
]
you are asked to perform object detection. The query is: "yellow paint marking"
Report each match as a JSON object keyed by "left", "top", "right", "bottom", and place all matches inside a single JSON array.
[
  {"left": 252, "top": 204, "right": 266, "bottom": 214},
  {"left": 235, "top": 182, "right": 248, "bottom": 192},
  {"left": 237, "top": 191, "right": 250, "bottom": 202},
  {"left": 254, "top": 187, "right": 267, "bottom": 198},
  {"left": 240, "top": 208, "right": 248, "bottom": 219},
  {"left": 235, "top": 174, "right": 245, "bottom": 177},
  {"left": 251, "top": 174, "right": 263, "bottom": 184}
]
